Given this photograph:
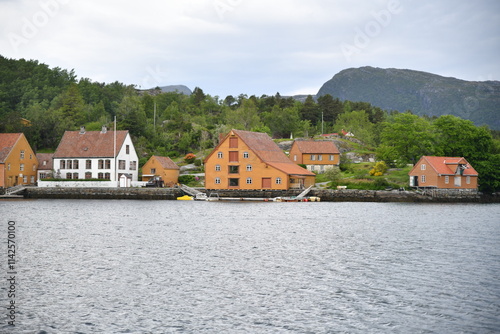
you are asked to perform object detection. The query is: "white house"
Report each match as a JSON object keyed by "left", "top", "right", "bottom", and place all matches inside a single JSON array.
[{"left": 52, "top": 126, "right": 139, "bottom": 185}]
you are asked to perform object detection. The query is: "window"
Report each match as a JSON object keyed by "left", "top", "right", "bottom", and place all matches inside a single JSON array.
[
  {"left": 67, "top": 160, "right": 72, "bottom": 169},
  {"left": 246, "top": 164, "right": 252, "bottom": 171},
  {"left": 246, "top": 177, "right": 252, "bottom": 184},
  {"left": 20, "top": 163, "right": 24, "bottom": 171},
  {"left": 86, "top": 160, "right": 92, "bottom": 169},
  {"left": 66, "top": 172, "right": 72, "bottom": 179},
  {"left": 85, "top": 172, "right": 92, "bottom": 179},
  {"left": 445, "top": 176, "right": 449, "bottom": 184},
  {"left": 330, "top": 155, "right": 335, "bottom": 161},
  {"left": 229, "top": 178, "right": 239, "bottom": 187},
  {"left": 32, "top": 164, "right": 36, "bottom": 171},
  {"left": 104, "top": 173, "right": 111, "bottom": 180},
  {"left": 60, "top": 160, "right": 66, "bottom": 169},
  {"left": 40, "top": 173, "right": 47, "bottom": 179},
  {"left": 20, "top": 150, "right": 25, "bottom": 159},
  {"left": 23, "top": 176, "right": 27, "bottom": 183},
  {"left": 421, "top": 164, "right": 426, "bottom": 170},
  {"left": 130, "top": 161, "right": 137, "bottom": 170},
  {"left": 73, "top": 173, "right": 79, "bottom": 179},
  {"left": 118, "top": 160, "right": 126, "bottom": 170},
  {"left": 318, "top": 155, "right": 323, "bottom": 161},
  {"left": 150, "top": 168, "right": 156, "bottom": 174},
  {"left": 126, "top": 145, "right": 130, "bottom": 154},
  {"left": 105, "top": 159, "right": 111, "bottom": 169},
  {"left": 229, "top": 165, "right": 239, "bottom": 174},
  {"left": 30, "top": 154, "right": 33, "bottom": 160},
  {"left": 98, "top": 172, "right": 104, "bottom": 179},
  {"left": 229, "top": 151, "right": 239, "bottom": 162},
  {"left": 73, "top": 160, "right": 79, "bottom": 169},
  {"left": 98, "top": 160, "right": 104, "bottom": 169},
  {"left": 243, "top": 152, "right": 249, "bottom": 158},
  {"left": 7, "top": 163, "right": 10, "bottom": 171},
  {"left": 229, "top": 137, "right": 238, "bottom": 148},
  {"left": 276, "top": 177, "right": 282, "bottom": 184},
  {"left": 311, "top": 154, "right": 316, "bottom": 161},
  {"left": 217, "top": 152, "right": 223, "bottom": 159},
  {"left": 30, "top": 176, "right": 35, "bottom": 183},
  {"left": 421, "top": 175, "right": 426, "bottom": 183},
  {"left": 215, "top": 165, "right": 221, "bottom": 171},
  {"left": 466, "top": 176, "right": 471, "bottom": 184},
  {"left": 215, "top": 177, "right": 221, "bottom": 184},
  {"left": 294, "top": 155, "right": 297, "bottom": 161}
]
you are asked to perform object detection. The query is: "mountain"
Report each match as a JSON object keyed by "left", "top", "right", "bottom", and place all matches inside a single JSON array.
[
  {"left": 137, "top": 85, "right": 192, "bottom": 96},
  {"left": 317, "top": 66, "right": 500, "bottom": 130}
]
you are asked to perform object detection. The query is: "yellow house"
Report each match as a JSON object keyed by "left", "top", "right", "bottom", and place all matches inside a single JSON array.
[
  {"left": 289, "top": 140, "right": 340, "bottom": 173},
  {"left": 141, "top": 155, "right": 180, "bottom": 187},
  {"left": 0, "top": 133, "right": 38, "bottom": 187},
  {"left": 204, "top": 129, "right": 315, "bottom": 190}
]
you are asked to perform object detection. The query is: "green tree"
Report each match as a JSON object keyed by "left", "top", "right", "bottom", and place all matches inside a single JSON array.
[
  {"left": 335, "top": 110, "right": 375, "bottom": 145},
  {"left": 224, "top": 99, "right": 262, "bottom": 130},
  {"left": 377, "top": 113, "right": 434, "bottom": 165}
]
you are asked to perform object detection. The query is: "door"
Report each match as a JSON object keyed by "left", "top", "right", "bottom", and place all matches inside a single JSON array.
[
  {"left": 454, "top": 176, "right": 461, "bottom": 187},
  {"left": 262, "top": 177, "right": 271, "bottom": 189}
]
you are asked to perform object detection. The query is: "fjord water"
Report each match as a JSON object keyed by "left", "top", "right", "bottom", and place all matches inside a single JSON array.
[{"left": 1, "top": 199, "right": 499, "bottom": 333}]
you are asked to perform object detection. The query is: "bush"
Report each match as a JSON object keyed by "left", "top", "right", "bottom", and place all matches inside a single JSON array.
[
  {"left": 184, "top": 153, "right": 196, "bottom": 164},
  {"left": 369, "top": 161, "right": 388, "bottom": 176},
  {"left": 178, "top": 174, "right": 196, "bottom": 184}
]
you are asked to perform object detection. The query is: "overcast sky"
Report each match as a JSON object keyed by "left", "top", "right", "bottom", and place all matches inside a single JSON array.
[{"left": 1, "top": 0, "right": 499, "bottom": 97}]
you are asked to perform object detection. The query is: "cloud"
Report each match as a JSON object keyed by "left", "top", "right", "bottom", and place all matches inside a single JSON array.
[{"left": 1, "top": 0, "right": 498, "bottom": 97}]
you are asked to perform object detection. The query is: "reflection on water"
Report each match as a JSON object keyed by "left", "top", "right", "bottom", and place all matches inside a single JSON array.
[{"left": 1, "top": 200, "right": 500, "bottom": 333}]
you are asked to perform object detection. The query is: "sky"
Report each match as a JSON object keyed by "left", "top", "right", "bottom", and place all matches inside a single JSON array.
[{"left": 1, "top": 0, "right": 499, "bottom": 98}]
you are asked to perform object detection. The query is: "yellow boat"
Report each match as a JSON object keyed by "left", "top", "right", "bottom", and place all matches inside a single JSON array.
[{"left": 176, "top": 195, "right": 193, "bottom": 200}]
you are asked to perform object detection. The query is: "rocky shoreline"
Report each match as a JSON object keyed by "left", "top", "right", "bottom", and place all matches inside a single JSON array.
[{"left": 17, "top": 187, "right": 500, "bottom": 203}]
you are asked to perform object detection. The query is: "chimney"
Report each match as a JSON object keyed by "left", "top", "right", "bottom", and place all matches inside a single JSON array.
[
  {"left": 80, "top": 126, "right": 85, "bottom": 134},
  {"left": 101, "top": 125, "right": 107, "bottom": 134}
]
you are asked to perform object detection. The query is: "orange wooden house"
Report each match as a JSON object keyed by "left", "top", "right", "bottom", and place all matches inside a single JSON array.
[
  {"left": 289, "top": 140, "right": 340, "bottom": 173},
  {"left": 0, "top": 133, "right": 38, "bottom": 187},
  {"left": 408, "top": 156, "right": 478, "bottom": 190},
  {"left": 204, "top": 129, "right": 315, "bottom": 190},
  {"left": 141, "top": 155, "right": 180, "bottom": 186}
]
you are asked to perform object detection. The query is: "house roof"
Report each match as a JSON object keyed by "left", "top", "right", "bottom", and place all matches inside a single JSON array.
[
  {"left": 0, "top": 133, "right": 22, "bottom": 163},
  {"left": 292, "top": 140, "right": 340, "bottom": 154},
  {"left": 413, "top": 156, "right": 478, "bottom": 176},
  {"left": 53, "top": 130, "right": 129, "bottom": 158},
  {"left": 206, "top": 129, "right": 314, "bottom": 176},
  {"left": 152, "top": 155, "right": 179, "bottom": 170},
  {"left": 36, "top": 153, "right": 54, "bottom": 170}
]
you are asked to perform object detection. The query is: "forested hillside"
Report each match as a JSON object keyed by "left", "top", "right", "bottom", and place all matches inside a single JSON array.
[
  {"left": 1, "top": 56, "right": 499, "bottom": 192},
  {"left": 317, "top": 66, "right": 500, "bottom": 130}
]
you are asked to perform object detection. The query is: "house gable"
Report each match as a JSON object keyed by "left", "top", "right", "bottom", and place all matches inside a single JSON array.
[
  {"left": 0, "top": 133, "right": 38, "bottom": 187},
  {"left": 409, "top": 156, "right": 478, "bottom": 189}
]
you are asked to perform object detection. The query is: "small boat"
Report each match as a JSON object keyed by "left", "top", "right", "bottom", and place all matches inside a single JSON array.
[{"left": 177, "top": 195, "right": 193, "bottom": 200}]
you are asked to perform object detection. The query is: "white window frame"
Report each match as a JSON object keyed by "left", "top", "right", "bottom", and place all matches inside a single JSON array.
[
  {"left": 421, "top": 175, "right": 426, "bottom": 183},
  {"left": 421, "top": 164, "right": 426, "bottom": 170},
  {"left": 215, "top": 177, "right": 221, "bottom": 184},
  {"left": 215, "top": 164, "right": 221, "bottom": 171},
  {"left": 217, "top": 152, "right": 223, "bottom": 159},
  {"left": 246, "top": 164, "right": 252, "bottom": 171},
  {"left": 246, "top": 177, "right": 252, "bottom": 184},
  {"left": 276, "top": 177, "right": 282, "bottom": 184}
]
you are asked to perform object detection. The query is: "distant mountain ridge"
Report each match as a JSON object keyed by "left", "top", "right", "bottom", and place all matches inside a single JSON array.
[
  {"left": 316, "top": 66, "right": 500, "bottom": 130},
  {"left": 137, "top": 85, "right": 192, "bottom": 96}
]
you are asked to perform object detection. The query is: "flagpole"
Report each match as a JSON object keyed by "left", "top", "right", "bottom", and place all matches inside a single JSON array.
[{"left": 114, "top": 116, "right": 117, "bottom": 186}]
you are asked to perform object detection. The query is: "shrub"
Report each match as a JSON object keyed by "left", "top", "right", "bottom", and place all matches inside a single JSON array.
[
  {"left": 369, "top": 161, "right": 388, "bottom": 176},
  {"left": 178, "top": 174, "right": 196, "bottom": 184},
  {"left": 184, "top": 153, "right": 196, "bottom": 164}
]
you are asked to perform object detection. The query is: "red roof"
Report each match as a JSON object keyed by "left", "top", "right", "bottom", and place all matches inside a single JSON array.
[
  {"left": 417, "top": 156, "right": 478, "bottom": 176},
  {"left": 36, "top": 153, "right": 54, "bottom": 170},
  {"left": 152, "top": 156, "right": 179, "bottom": 170},
  {"left": 53, "top": 130, "right": 129, "bottom": 158},
  {"left": 0, "top": 133, "right": 22, "bottom": 163},
  {"left": 293, "top": 140, "right": 340, "bottom": 154}
]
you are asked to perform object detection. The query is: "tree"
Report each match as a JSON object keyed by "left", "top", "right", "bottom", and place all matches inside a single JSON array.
[
  {"left": 263, "top": 105, "right": 302, "bottom": 138},
  {"left": 377, "top": 113, "right": 434, "bottom": 165},
  {"left": 300, "top": 95, "right": 320, "bottom": 124},
  {"left": 335, "top": 110, "right": 375, "bottom": 145},
  {"left": 224, "top": 99, "right": 262, "bottom": 131}
]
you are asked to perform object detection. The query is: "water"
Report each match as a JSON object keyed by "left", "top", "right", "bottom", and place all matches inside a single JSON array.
[{"left": 1, "top": 199, "right": 499, "bottom": 333}]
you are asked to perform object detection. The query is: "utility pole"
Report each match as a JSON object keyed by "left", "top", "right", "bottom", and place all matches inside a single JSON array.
[{"left": 321, "top": 111, "right": 324, "bottom": 135}]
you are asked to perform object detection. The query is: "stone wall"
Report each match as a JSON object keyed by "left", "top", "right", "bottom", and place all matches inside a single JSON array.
[{"left": 22, "top": 187, "right": 500, "bottom": 202}]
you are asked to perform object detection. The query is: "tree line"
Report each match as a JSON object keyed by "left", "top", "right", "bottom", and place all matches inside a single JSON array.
[{"left": 1, "top": 56, "right": 499, "bottom": 192}]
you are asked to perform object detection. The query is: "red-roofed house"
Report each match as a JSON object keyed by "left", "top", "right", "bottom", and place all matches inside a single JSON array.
[
  {"left": 53, "top": 126, "right": 139, "bottom": 184},
  {"left": 408, "top": 156, "right": 478, "bottom": 189},
  {"left": 36, "top": 153, "right": 54, "bottom": 180},
  {"left": 141, "top": 155, "right": 180, "bottom": 187},
  {"left": 204, "top": 129, "right": 315, "bottom": 190},
  {"left": 289, "top": 140, "right": 340, "bottom": 173},
  {"left": 0, "top": 133, "right": 38, "bottom": 187}
]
